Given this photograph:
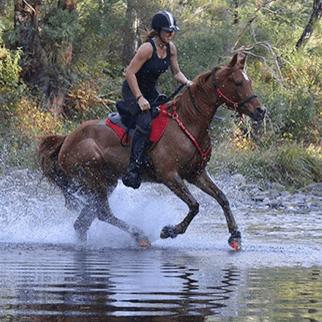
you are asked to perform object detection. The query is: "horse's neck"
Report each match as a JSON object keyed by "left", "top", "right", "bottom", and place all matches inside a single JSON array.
[
  {"left": 175, "top": 91, "right": 216, "bottom": 148},
  {"left": 179, "top": 85, "right": 217, "bottom": 126}
]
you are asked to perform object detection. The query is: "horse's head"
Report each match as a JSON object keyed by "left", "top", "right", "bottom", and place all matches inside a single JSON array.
[{"left": 214, "top": 54, "right": 266, "bottom": 122}]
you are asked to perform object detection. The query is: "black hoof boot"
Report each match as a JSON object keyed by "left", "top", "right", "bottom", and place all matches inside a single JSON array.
[
  {"left": 160, "top": 225, "right": 178, "bottom": 239},
  {"left": 228, "top": 230, "right": 242, "bottom": 250},
  {"left": 122, "top": 163, "right": 141, "bottom": 189}
]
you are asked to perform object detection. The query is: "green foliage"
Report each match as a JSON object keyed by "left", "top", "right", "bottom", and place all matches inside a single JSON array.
[
  {"left": 210, "top": 142, "right": 322, "bottom": 190},
  {"left": 42, "top": 8, "right": 81, "bottom": 45},
  {"left": 0, "top": 127, "right": 38, "bottom": 170},
  {"left": 0, "top": 47, "right": 21, "bottom": 93},
  {"left": 178, "top": 24, "right": 237, "bottom": 73},
  {"left": 0, "top": 0, "right": 321, "bottom": 188},
  {"left": 159, "top": 18, "right": 238, "bottom": 94},
  {"left": 246, "top": 51, "right": 322, "bottom": 144},
  {"left": 0, "top": 12, "right": 21, "bottom": 90},
  {"left": 14, "top": 96, "right": 64, "bottom": 136},
  {"left": 255, "top": 82, "right": 317, "bottom": 144},
  {"left": 74, "top": 0, "right": 161, "bottom": 73},
  {"left": 0, "top": 20, "right": 4, "bottom": 44},
  {"left": 41, "top": 7, "right": 82, "bottom": 68},
  {"left": 0, "top": 46, "right": 26, "bottom": 119}
]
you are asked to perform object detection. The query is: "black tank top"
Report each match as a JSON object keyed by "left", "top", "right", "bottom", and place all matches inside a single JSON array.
[{"left": 123, "top": 38, "right": 171, "bottom": 101}]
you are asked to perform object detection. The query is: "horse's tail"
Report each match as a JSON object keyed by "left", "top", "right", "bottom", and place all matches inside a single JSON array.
[{"left": 37, "top": 135, "right": 68, "bottom": 188}]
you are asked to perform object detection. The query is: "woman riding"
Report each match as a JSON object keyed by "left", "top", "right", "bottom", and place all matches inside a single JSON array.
[{"left": 122, "top": 10, "right": 192, "bottom": 189}]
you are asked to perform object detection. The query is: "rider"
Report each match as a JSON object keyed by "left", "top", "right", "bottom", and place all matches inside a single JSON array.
[{"left": 122, "top": 10, "right": 192, "bottom": 189}]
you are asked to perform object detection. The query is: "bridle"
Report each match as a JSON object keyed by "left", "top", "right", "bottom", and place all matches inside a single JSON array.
[
  {"left": 212, "top": 67, "right": 257, "bottom": 116},
  {"left": 162, "top": 67, "right": 258, "bottom": 175}
]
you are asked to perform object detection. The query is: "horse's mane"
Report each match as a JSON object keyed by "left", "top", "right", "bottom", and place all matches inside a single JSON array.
[{"left": 173, "top": 70, "right": 214, "bottom": 119}]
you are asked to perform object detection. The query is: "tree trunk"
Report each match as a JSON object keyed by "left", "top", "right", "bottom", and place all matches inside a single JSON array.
[
  {"left": 234, "top": 0, "right": 239, "bottom": 24},
  {"left": 14, "top": 0, "right": 43, "bottom": 83},
  {"left": 14, "top": 0, "right": 77, "bottom": 113},
  {"left": 121, "top": 2, "right": 137, "bottom": 66},
  {"left": 296, "top": 0, "right": 322, "bottom": 49}
]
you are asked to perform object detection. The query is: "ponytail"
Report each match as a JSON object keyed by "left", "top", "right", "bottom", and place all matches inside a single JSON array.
[{"left": 144, "top": 29, "right": 158, "bottom": 41}]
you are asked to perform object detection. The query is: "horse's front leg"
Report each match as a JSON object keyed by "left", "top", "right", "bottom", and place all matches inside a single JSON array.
[
  {"left": 161, "top": 174, "right": 199, "bottom": 239},
  {"left": 190, "top": 169, "right": 241, "bottom": 250}
]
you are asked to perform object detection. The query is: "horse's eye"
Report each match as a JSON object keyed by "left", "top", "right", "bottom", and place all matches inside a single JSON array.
[{"left": 236, "top": 82, "right": 243, "bottom": 87}]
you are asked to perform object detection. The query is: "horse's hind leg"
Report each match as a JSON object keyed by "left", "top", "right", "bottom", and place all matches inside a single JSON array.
[
  {"left": 74, "top": 204, "right": 97, "bottom": 242},
  {"left": 191, "top": 170, "right": 241, "bottom": 250},
  {"left": 96, "top": 202, "right": 151, "bottom": 247},
  {"left": 73, "top": 198, "right": 150, "bottom": 246}
]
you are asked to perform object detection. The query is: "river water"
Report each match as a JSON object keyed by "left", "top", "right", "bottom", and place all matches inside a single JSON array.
[{"left": 0, "top": 169, "right": 321, "bottom": 321}]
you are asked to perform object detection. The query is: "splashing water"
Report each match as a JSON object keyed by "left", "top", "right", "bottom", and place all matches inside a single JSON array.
[
  {"left": 1, "top": 169, "right": 322, "bottom": 320},
  {"left": 0, "top": 168, "right": 221, "bottom": 248},
  {"left": 1, "top": 168, "right": 322, "bottom": 268}
]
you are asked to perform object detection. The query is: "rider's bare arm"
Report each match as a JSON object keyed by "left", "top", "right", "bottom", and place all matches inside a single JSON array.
[
  {"left": 169, "top": 43, "right": 192, "bottom": 86},
  {"left": 125, "top": 43, "right": 153, "bottom": 110}
]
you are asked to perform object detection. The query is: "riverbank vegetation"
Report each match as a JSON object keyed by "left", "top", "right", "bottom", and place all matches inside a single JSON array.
[{"left": 1, "top": 0, "right": 322, "bottom": 190}]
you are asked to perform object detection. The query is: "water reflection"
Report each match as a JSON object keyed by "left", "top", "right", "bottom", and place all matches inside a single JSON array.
[
  {"left": 211, "top": 266, "right": 322, "bottom": 322},
  {"left": 0, "top": 244, "right": 241, "bottom": 321},
  {"left": 1, "top": 244, "right": 321, "bottom": 321},
  {"left": 241, "top": 266, "right": 322, "bottom": 322}
]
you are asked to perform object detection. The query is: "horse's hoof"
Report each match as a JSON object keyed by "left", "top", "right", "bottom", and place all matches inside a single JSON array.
[
  {"left": 160, "top": 225, "right": 178, "bottom": 239},
  {"left": 230, "top": 241, "right": 242, "bottom": 251},
  {"left": 228, "top": 230, "right": 242, "bottom": 251},
  {"left": 132, "top": 230, "right": 150, "bottom": 246},
  {"left": 139, "top": 240, "right": 151, "bottom": 247}
]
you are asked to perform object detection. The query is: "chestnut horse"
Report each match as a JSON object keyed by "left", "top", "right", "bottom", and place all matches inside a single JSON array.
[{"left": 38, "top": 54, "right": 265, "bottom": 250}]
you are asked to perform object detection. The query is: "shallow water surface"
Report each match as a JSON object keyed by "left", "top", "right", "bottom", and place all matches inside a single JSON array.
[
  {"left": 0, "top": 170, "right": 321, "bottom": 321},
  {"left": 0, "top": 244, "right": 321, "bottom": 321}
]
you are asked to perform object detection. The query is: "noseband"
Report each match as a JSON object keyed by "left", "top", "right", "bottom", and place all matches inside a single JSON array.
[{"left": 212, "top": 67, "right": 257, "bottom": 115}]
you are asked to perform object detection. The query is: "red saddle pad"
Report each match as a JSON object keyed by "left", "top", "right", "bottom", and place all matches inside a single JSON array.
[{"left": 105, "top": 104, "right": 170, "bottom": 145}]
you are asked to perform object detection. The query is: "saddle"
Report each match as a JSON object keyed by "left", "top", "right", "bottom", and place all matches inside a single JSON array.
[{"left": 106, "top": 99, "right": 171, "bottom": 145}]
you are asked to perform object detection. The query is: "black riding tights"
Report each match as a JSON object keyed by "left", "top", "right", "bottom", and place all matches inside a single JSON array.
[{"left": 122, "top": 86, "right": 153, "bottom": 134}]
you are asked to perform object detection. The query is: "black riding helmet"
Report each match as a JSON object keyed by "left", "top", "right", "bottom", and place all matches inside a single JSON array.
[{"left": 151, "top": 11, "right": 180, "bottom": 32}]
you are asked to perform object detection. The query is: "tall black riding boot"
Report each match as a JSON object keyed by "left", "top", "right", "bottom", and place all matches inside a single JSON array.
[{"left": 122, "top": 127, "right": 149, "bottom": 189}]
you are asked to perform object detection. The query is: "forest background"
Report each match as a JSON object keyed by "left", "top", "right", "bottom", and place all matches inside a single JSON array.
[{"left": 1, "top": 0, "right": 322, "bottom": 190}]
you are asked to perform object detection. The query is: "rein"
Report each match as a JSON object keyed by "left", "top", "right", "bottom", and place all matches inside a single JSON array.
[
  {"left": 187, "top": 86, "right": 201, "bottom": 113},
  {"left": 163, "top": 104, "right": 211, "bottom": 171}
]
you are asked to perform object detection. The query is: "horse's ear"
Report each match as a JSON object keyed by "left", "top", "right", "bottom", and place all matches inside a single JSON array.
[
  {"left": 228, "top": 53, "right": 238, "bottom": 68},
  {"left": 238, "top": 55, "right": 246, "bottom": 69}
]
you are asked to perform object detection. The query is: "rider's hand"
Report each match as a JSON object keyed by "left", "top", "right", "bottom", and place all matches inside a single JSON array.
[
  {"left": 185, "top": 80, "right": 193, "bottom": 87},
  {"left": 138, "top": 96, "right": 150, "bottom": 111}
]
